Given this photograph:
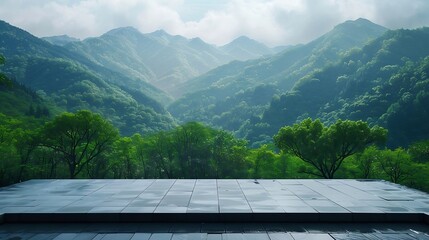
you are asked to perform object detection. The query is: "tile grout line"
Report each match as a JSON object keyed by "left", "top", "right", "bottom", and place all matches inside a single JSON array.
[{"left": 122, "top": 179, "right": 157, "bottom": 212}]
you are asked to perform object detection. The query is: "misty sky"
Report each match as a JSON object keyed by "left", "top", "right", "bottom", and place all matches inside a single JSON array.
[{"left": 1, "top": 0, "right": 429, "bottom": 47}]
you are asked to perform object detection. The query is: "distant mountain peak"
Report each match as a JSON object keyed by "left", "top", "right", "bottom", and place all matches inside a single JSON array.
[
  {"left": 334, "top": 18, "right": 388, "bottom": 31},
  {"left": 42, "top": 34, "right": 80, "bottom": 46},
  {"left": 221, "top": 35, "right": 273, "bottom": 60},
  {"left": 104, "top": 26, "right": 141, "bottom": 36},
  {"left": 227, "top": 36, "right": 260, "bottom": 45}
]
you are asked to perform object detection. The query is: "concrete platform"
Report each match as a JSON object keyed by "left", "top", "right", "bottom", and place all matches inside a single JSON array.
[{"left": 0, "top": 179, "right": 428, "bottom": 224}]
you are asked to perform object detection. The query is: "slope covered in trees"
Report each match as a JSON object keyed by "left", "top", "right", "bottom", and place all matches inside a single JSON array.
[
  {"left": 0, "top": 20, "right": 175, "bottom": 135},
  {"left": 169, "top": 18, "right": 388, "bottom": 143},
  {"left": 260, "top": 28, "right": 429, "bottom": 147}
]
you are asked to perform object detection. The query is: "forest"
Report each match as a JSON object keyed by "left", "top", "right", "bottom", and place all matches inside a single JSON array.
[{"left": 1, "top": 107, "right": 428, "bottom": 192}]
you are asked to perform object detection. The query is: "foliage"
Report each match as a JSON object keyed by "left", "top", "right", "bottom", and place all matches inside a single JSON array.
[
  {"left": 378, "top": 148, "right": 412, "bottom": 183},
  {"left": 408, "top": 140, "right": 429, "bottom": 163},
  {"left": 274, "top": 118, "right": 387, "bottom": 179},
  {"left": 40, "top": 110, "right": 119, "bottom": 178},
  {"left": 169, "top": 19, "right": 387, "bottom": 145},
  {"left": 260, "top": 28, "right": 429, "bottom": 147},
  {"left": 0, "top": 21, "right": 175, "bottom": 137}
]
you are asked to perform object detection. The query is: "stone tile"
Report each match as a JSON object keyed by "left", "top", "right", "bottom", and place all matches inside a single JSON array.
[
  {"left": 130, "top": 233, "right": 151, "bottom": 240},
  {"left": 268, "top": 232, "right": 294, "bottom": 240},
  {"left": 170, "top": 233, "right": 207, "bottom": 240},
  {"left": 290, "top": 232, "right": 334, "bottom": 240},
  {"left": 149, "top": 233, "right": 173, "bottom": 240},
  {"left": 100, "top": 233, "right": 134, "bottom": 240}
]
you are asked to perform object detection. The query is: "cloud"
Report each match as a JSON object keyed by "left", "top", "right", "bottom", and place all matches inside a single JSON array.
[{"left": 0, "top": 0, "right": 428, "bottom": 46}]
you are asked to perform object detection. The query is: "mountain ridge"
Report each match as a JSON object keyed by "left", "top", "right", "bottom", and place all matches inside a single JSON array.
[
  {"left": 0, "top": 20, "right": 176, "bottom": 135},
  {"left": 64, "top": 27, "right": 281, "bottom": 97},
  {"left": 168, "top": 18, "right": 389, "bottom": 137}
]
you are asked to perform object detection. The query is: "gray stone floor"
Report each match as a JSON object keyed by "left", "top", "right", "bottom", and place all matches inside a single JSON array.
[
  {"left": 0, "top": 179, "right": 428, "bottom": 215},
  {"left": 1, "top": 179, "right": 429, "bottom": 239}
]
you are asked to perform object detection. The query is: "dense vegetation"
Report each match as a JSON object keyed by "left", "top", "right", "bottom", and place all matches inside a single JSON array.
[
  {"left": 171, "top": 26, "right": 429, "bottom": 149},
  {"left": 261, "top": 28, "right": 429, "bottom": 147},
  {"left": 0, "top": 20, "right": 175, "bottom": 136},
  {"left": 169, "top": 19, "right": 388, "bottom": 144},
  {"left": 1, "top": 108, "right": 428, "bottom": 192}
]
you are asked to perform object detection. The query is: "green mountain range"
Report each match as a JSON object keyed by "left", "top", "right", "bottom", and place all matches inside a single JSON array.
[
  {"left": 168, "top": 18, "right": 389, "bottom": 145},
  {"left": 260, "top": 27, "right": 429, "bottom": 147},
  {"left": 1, "top": 18, "right": 428, "bottom": 148},
  {"left": 64, "top": 28, "right": 281, "bottom": 97},
  {"left": 0, "top": 20, "right": 175, "bottom": 135}
]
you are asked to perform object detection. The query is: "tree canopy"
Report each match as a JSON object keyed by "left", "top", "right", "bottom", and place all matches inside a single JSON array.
[
  {"left": 41, "top": 110, "right": 119, "bottom": 178},
  {"left": 274, "top": 118, "right": 387, "bottom": 178}
]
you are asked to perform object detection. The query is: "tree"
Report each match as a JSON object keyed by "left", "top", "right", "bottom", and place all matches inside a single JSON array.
[
  {"left": 173, "top": 122, "right": 212, "bottom": 178},
  {"left": 110, "top": 137, "right": 138, "bottom": 179},
  {"left": 211, "top": 130, "right": 248, "bottom": 178},
  {"left": 378, "top": 148, "right": 412, "bottom": 183},
  {"left": 248, "top": 145, "right": 276, "bottom": 179},
  {"left": 354, "top": 146, "right": 380, "bottom": 179},
  {"left": 408, "top": 140, "right": 429, "bottom": 163},
  {"left": 41, "top": 110, "right": 119, "bottom": 178},
  {"left": 274, "top": 118, "right": 387, "bottom": 179}
]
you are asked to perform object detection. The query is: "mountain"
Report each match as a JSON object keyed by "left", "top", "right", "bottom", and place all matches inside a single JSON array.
[
  {"left": 168, "top": 18, "right": 388, "bottom": 140},
  {"left": 221, "top": 36, "right": 277, "bottom": 61},
  {"left": 65, "top": 28, "right": 285, "bottom": 97},
  {"left": 65, "top": 27, "right": 233, "bottom": 96},
  {"left": 257, "top": 27, "right": 429, "bottom": 147},
  {"left": 0, "top": 20, "right": 175, "bottom": 135},
  {"left": 42, "top": 35, "right": 80, "bottom": 46},
  {"left": 177, "top": 18, "right": 388, "bottom": 95}
]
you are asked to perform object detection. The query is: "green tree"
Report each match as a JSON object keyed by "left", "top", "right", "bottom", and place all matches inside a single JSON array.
[
  {"left": 173, "top": 122, "right": 212, "bottom": 178},
  {"left": 145, "top": 131, "right": 176, "bottom": 178},
  {"left": 40, "top": 110, "right": 119, "bottom": 178},
  {"left": 274, "top": 118, "right": 387, "bottom": 179},
  {"left": 211, "top": 130, "right": 248, "bottom": 178},
  {"left": 110, "top": 137, "right": 138, "bottom": 179},
  {"left": 378, "top": 148, "right": 413, "bottom": 183},
  {"left": 408, "top": 140, "right": 429, "bottom": 163},
  {"left": 354, "top": 146, "right": 380, "bottom": 179},
  {"left": 248, "top": 145, "right": 276, "bottom": 179}
]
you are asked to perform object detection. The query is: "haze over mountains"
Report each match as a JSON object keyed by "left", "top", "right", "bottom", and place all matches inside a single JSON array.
[
  {"left": 1, "top": 18, "right": 429, "bottom": 147},
  {"left": 46, "top": 28, "right": 284, "bottom": 96}
]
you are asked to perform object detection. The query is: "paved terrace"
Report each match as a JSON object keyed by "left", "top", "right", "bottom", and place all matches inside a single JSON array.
[
  {"left": 0, "top": 179, "right": 428, "bottom": 223},
  {"left": 1, "top": 179, "right": 429, "bottom": 239}
]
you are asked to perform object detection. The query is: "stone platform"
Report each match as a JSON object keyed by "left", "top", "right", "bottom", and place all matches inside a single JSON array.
[
  {"left": 1, "top": 179, "right": 429, "bottom": 239},
  {"left": 0, "top": 179, "right": 428, "bottom": 224}
]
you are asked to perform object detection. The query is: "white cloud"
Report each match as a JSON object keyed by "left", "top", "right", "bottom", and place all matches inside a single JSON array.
[{"left": 0, "top": 0, "right": 428, "bottom": 46}]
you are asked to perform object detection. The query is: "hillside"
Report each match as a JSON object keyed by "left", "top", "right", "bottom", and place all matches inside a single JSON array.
[
  {"left": 257, "top": 28, "right": 429, "bottom": 147},
  {"left": 0, "top": 78, "right": 53, "bottom": 118},
  {"left": 0, "top": 20, "right": 175, "bottom": 135},
  {"left": 169, "top": 18, "right": 388, "bottom": 139}
]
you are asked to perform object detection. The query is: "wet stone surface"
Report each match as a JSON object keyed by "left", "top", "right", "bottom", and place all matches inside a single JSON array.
[{"left": 0, "top": 179, "right": 428, "bottom": 216}]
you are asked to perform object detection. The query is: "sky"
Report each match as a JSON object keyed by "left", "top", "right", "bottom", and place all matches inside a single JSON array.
[{"left": 1, "top": 0, "right": 429, "bottom": 47}]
